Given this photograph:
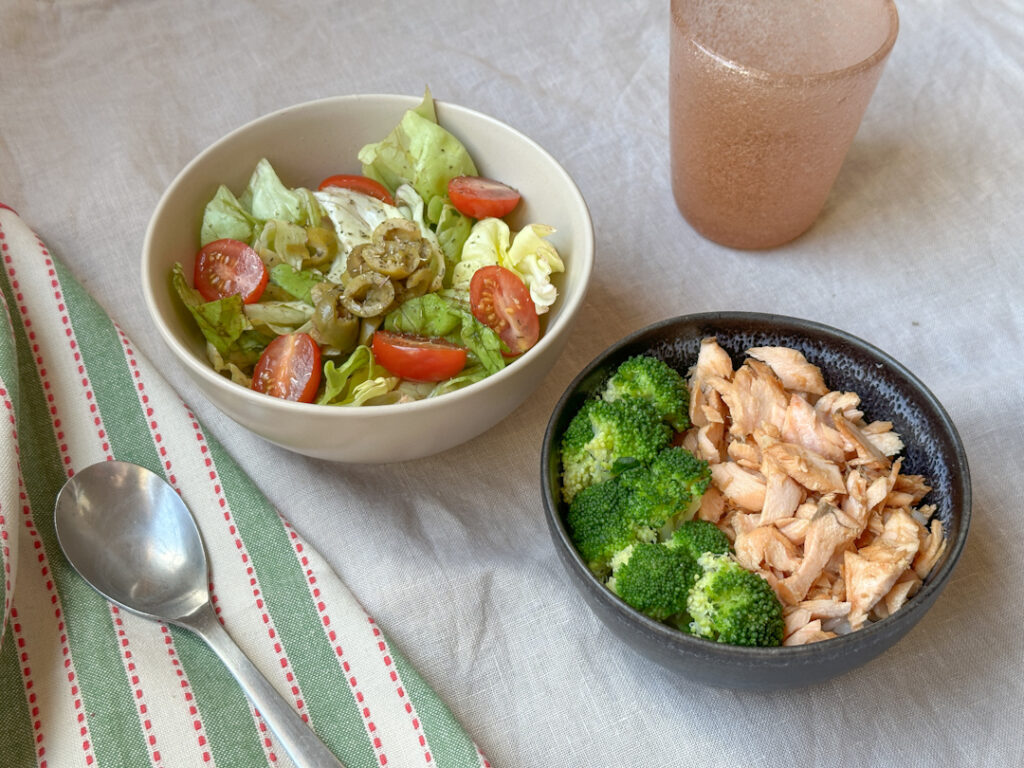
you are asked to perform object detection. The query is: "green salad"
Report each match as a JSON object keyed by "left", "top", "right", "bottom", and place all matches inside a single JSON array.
[{"left": 172, "top": 90, "right": 565, "bottom": 404}]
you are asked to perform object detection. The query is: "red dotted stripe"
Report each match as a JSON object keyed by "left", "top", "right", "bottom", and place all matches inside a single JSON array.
[
  {"left": 32, "top": 235, "right": 109, "bottom": 472},
  {"left": 1, "top": 220, "right": 95, "bottom": 766},
  {"left": 112, "top": 605, "right": 164, "bottom": 766},
  {"left": 20, "top": 480, "right": 94, "bottom": 765},
  {"left": 122, "top": 330, "right": 294, "bottom": 764},
  {"left": 365, "top": 616, "right": 430, "bottom": 764},
  {"left": 2, "top": 236, "right": 65, "bottom": 472},
  {"left": 30, "top": 294, "right": 168, "bottom": 768},
  {"left": 160, "top": 625, "right": 213, "bottom": 763},
  {"left": 281, "top": 519, "right": 389, "bottom": 766}
]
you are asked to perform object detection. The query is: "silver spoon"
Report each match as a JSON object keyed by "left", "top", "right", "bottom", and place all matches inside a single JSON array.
[{"left": 54, "top": 460, "right": 346, "bottom": 768}]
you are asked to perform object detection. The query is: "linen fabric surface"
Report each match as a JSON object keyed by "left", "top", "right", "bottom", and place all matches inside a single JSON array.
[
  {"left": 0, "top": 206, "right": 488, "bottom": 767},
  {"left": 1, "top": 1, "right": 1022, "bottom": 767}
]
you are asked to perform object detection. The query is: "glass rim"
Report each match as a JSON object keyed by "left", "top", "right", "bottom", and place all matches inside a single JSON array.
[{"left": 682, "top": 0, "right": 899, "bottom": 84}]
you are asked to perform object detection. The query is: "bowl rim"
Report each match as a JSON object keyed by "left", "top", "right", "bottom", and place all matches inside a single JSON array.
[
  {"left": 541, "top": 310, "right": 972, "bottom": 662},
  {"left": 141, "top": 93, "right": 594, "bottom": 418}
]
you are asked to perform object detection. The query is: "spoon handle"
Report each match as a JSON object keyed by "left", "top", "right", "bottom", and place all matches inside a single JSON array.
[{"left": 181, "top": 602, "right": 346, "bottom": 768}]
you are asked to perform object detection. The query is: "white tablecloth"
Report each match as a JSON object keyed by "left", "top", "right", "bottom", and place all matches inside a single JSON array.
[{"left": 2, "top": 1, "right": 1021, "bottom": 765}]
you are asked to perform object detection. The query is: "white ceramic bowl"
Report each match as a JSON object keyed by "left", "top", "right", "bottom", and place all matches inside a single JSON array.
[{"left": 142, "top": 94, "right": 594, "bottom": 462}]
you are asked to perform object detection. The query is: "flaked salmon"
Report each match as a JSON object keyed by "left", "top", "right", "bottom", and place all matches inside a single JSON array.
[
  {"left": 682, "top": 339, "right": 944, "bottom": 644},
  {"left": 747, "top": 345, "right": 828, "bottom": 396},
  {"left": 710, "top": 461, "right": 767, "bottom": 512}
]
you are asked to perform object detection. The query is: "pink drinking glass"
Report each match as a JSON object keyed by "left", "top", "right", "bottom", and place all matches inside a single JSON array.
[{"left": 670, "top": 0, "right": 899, "bottom": 249}]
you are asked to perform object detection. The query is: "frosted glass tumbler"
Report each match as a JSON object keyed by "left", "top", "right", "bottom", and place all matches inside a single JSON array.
[{"left": 669, "top": 0, "right": 898, "bottom": 249}]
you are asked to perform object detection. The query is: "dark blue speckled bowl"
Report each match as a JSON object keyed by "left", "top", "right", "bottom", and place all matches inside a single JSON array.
[{"left": 541, "top": 312, "right": 970, "bottom": 689}]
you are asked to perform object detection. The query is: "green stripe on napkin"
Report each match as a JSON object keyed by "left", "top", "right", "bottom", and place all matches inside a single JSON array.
[
  {"left": 0, "top": 624, "right": 36, "bottom": 766},
  {"left": 0, "top": 207, "right": 488, "bottom": 768}
]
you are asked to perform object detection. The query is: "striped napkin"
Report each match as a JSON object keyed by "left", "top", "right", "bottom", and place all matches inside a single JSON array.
[{"left": 0, "top": 205, "right": 489, "bottom": 768}]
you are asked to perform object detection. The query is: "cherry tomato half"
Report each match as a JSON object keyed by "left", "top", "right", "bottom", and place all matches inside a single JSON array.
[
  {"left": 372, "top": 331, "right": 468, "bottom": 382},
  {"left": 193, "top": 238, "right": 269, "bottom": 304},
  {"left": 447, "top": 176, "right": 521, "bottom": 219},
  {"left": 469, "top": 265, "right": 539, "bottom": 356},
  {"left": 318, "top": 174, "right": 395, "bottom": 205},
  {"left": 252, "top": 333, "right": 322, "bottom": 403}
]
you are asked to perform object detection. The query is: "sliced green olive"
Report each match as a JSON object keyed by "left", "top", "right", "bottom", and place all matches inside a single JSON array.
[
  {"left": 377, "top": 218, "right": 420, "bottom": 243},
  {"left": 427, "top": 241, "right": 446, "bottom": 290},
  {"left": 310, "top": 284, "right": 359, "bottom": 352},
  {"left": 358, "top": 315, "right": 383, "bottom": 347},
  {"left": 347, "top": 242, "right": 371, "bottom": 276},
  {"left": 282, "top": 240, "right": 308, "bottom": 266},
  {"left": 342, "top": 272, "right": 395, "bottom": 318},
  {"left": 256, "top": 245, "right": 286, "bottom": 270},
  {"left": 400, "top": 266, "right": 434, "bottom": 301},
  {"left": 304, "top": 226, "right": 337, "bottom": 268},
  {"left": 362, "top": 219, "right": 424, "bottom": 278}
]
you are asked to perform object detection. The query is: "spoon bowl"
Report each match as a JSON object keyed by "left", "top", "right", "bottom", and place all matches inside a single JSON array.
[
  {"left": 55, "top": 461, "right": 208, "bottom": 622},
  {"left": 54, "top": 460, "right": 346, "bottom": 768}
]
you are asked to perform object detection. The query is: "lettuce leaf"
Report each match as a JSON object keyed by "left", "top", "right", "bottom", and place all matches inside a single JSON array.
[
  {"left": 394, "top": 184, "right": 444, "bottom": 251},
  {"left": 357, "top": 88, "right": 478, "bottom": 226},
  {"left": 317, "top": 345, "right": 398, "bottom": 406},
  {"left": 219, "top": 331, "right": 270, "bottom": 371},
  {"left": 435, "top": 202, "right": 473, "bottom": 287},
  {"left": 171, "top": 262, "right": 249, "bottom": 356},
  {"left": 450, "top": 217, "right": 564, "bottom": 313},
  {"left": 200, "top": 159, "right": 324, "bottom": 250},
  {"left": 269, "top": 263, "right": 323, "bottom": 304},
  {"left": 200, "top": 185, "right": 258, "bottom": 246},
  {"left": 453, "top": 311, "right": 505, "bottom": 374},
  {"left": 428, "top": 364, "right": 492, "bottom": 396},
  {"left": 253, "top": 219, "right": 312, "bottom": 270},
  {"left": 384, "top": 293, "right": 461, "bottom": 337},
  {"left": 451, "top": 217, "right": 507, "bottom": 294},
  {"left": 242, "top": 300, "right": 314, "bottom": 336},
  {"left": 206, "top": 343, "right": 255, "bottom": 387},
  {"left": 504, "top": 223, "right": 565, "bottom": 313},
  {"left": 239, "top": 158, "right": 321, "bottom": 225}
]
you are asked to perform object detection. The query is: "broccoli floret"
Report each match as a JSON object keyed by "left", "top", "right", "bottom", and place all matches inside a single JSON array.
[
  {"left": 565, "top": 444, "right": 711, "bottom": 577},
  {"left": 560, "top": 396, "right": 671, "bottom": 503},
  {"left": 664, "top": 519, "right": 730, "bottom": 561},
  {"left": 607, "top": 542, "right": 698, "bottom": 623},
  {"left": 687, "top": 552, "right": 785, "bottom": 647},
  {"left": 618, "top": 446, "right": 711, "bottom": 535},
  {"left": 602, "top": 355, "right": 691, "bottom": 431},
  {"left": 566, "top": 478, "right": 659, "bottom": 576}
]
